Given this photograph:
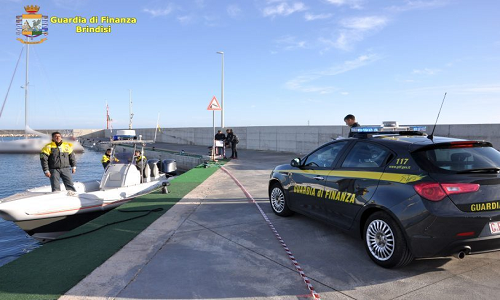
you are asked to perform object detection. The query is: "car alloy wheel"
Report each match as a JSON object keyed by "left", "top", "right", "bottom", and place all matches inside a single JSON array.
[
  {"left": 270, "top": 187, "right": 285, "bottom": 213},
  {"left": 269, "top": 184, "right": 293, "bottom": 217},
  {"left": 366, "top": 219, "right": 395, "bottom": 261},
  {"left": 363, "top": 212, "right": 414, "bottom": 268}
]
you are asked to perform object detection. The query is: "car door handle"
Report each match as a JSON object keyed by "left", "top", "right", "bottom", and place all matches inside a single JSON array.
[{"left": 313, "top": 176, "right": 324, "bottom": 180}]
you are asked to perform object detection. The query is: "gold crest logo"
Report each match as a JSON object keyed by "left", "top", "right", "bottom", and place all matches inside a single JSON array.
[{"left": 16, "top": 4, "right": 48, "bottom": 44}]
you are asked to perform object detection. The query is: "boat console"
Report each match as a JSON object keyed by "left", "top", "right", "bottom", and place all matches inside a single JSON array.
[{"left": 99, "top": 164, "right": 141, "bottom": 190}]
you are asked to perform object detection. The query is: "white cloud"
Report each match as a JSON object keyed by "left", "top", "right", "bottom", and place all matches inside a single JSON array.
[
  {"left": 459, "top": 85, "right": 500, "bottom": 94},
  {"left": 227, "top": 4, "right": 242, "bottom": 18},
  {"left": 387, "top": 0, "right": 449, "bottom": 12},
  {"left": 304, "top": 13, "right": 332, "bottom": 21},
  {"left": 275, "top": 35, "right": 308, "bottom": 50},
  {"left": 263, "top": 1, "right": 307, "bottom": 18},
  {"left": 177, "top": 15, "right": 194, "bottom": 24},
  {"left": 340, "top": 16, "right": 387, "bottom": 31},
  {"left": 325, "top": 0, "right": 364, "bottom": 9},
  {"left": 143, "top": 4, "right": 175, "bottom": 17},
  {"left": 285, "top": 54, "right": 380, "bottom": 93},
  {"left": 321, "top": 54, "right": 380, "bottom": 75},
  {"left": 285, "top": 77, "right": 336, "bottom": 94},
  {"left": 412, "top": 68, "right": 442, "bottom": 75},
  {"left": 319, "top": 33, "right": 351, "bottom": 51},
  {"left": 320, "top": 16, "right": 388, "bottom": 51},
  {"left": 203, "top": 15, "right": 220, "bottom": 26}
]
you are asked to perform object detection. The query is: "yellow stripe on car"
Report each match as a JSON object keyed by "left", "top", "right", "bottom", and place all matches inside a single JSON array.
[{"left": 278, "top": 169, "right": 425, "bottom": 183}]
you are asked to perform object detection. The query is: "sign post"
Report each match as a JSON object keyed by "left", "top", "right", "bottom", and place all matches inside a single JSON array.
[{"left": 207, "top": 96, "right": 222, "bottom": 161}]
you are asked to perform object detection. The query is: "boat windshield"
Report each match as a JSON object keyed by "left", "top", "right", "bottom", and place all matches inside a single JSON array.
[{"left": 112, "top": 152, "right": 137, "bottom": 165}]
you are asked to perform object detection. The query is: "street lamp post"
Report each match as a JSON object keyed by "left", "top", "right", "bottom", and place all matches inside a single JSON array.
[{"left": 216, "top": 51, "right": 224, "bottom": 129}]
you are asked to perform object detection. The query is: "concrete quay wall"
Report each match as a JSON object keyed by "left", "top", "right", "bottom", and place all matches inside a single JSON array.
[{"left": 79, "top": 124, "right": 500, "bottom": 154}]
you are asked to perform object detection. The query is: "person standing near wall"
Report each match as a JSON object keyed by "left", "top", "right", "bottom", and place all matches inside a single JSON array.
[
  {"left": 225, "top": 128, "right": 239, "bottom": 159},
  {"left": 344, "top": 114, "right": 360, "bottom": 137},
  {"left": 214, "top": 130, "right": 226, "bottom": 157}
]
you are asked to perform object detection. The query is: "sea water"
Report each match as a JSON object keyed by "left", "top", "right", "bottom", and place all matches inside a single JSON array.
[{"left": 0, "top": 142, "right": 104, "bottom": 267}]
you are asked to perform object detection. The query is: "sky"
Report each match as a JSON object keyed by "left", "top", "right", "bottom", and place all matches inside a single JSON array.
[{"left": 0, "top": 0, "right": 499, "bottom": 130}]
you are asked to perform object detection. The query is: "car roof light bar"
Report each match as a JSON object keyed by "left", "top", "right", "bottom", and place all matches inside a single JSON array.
[
  {"left": 351, "top": 125, "right": 427, "bottom": 133},
  {"left": 350, "top": 122, "right": 427, "bottom": 138}
]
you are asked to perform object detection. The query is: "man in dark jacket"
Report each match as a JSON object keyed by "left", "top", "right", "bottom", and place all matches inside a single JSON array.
[
  {"left": 214, "top": 130, "right": 226, "bottom": 157},
  {"left": 225, "top": 128, "right": 238, "bottom": 159},
  {"left": 344, "top": 114, "right": 360, "bottom": 138},
  {"left": 40, "top": 132, "right": 77, "bottom": 192},
  {"left": 215, "top": 130, "right": 225, "bottom": 141}
]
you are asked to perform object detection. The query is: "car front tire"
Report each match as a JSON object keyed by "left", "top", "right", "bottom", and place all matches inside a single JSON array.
[
  {"left": 269, "top": 183, "right": 293, "bottom": 217},
  {"left": 364, "top": 212, "right": 414, "bottom": 268}
]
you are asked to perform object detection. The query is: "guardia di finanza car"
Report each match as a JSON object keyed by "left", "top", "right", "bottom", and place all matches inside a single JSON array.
[{"left": 268, "top": 125, "right": 500, "bottom": 268}]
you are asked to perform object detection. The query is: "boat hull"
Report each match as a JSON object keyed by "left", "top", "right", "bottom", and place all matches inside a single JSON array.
[
  {"left": 0, "top": 175, "right": 169, "bottom": 237},
  {"left": 16, "top": 209, "right": 108, "bottom": 235}
]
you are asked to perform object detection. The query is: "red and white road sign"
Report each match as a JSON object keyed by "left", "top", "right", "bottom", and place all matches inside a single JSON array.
[{"left": 207, "top": 96, "right": 222, "bottom": 111}]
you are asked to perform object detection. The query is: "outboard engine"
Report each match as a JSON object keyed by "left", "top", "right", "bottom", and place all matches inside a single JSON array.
[
  {"left": 148, "top": 159, "right": 161, "bottom": 179},
  {"left": 161, "top": 159, "right": 177, "bottom": 176}
]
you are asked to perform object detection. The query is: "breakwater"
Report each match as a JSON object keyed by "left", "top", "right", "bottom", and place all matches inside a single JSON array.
[{"left": 79, "top": 124, "right": 500, "bottom": 154}]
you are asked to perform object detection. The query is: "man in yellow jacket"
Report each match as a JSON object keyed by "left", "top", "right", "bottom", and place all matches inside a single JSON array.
[
  {"left": 101, "top": 148, "right": 119, "bottom": 169},
  {"left": 40, "top": 132, "right": 77, "bottom": 192},
  {"left": 134, "top": 150, "right": 147, "bottom": 180}
]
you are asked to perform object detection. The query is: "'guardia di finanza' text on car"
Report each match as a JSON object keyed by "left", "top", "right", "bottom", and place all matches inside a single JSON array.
[{"left": 268, "top": 125, "right": 500, "bottom": 268}]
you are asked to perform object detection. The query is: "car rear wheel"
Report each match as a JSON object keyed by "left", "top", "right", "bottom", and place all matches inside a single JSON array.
[
  {"left": 269, "top": 183, "right": 293, "bottom": 217},
  {"left": 364, "top": 212, "right": 414, "bottom": 268}
]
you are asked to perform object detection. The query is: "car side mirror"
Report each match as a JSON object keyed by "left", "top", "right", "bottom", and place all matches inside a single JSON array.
[{"left": 291, "top": 158, "right": 301, "bottom": 167}]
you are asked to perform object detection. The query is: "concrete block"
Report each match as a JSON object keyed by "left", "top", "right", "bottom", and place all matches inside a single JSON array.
[
  {"left": 246, "top": 127, "right": 260, "bottom": 150},
  {"left": 259, "top": 127, "right": 278, "bottom": 151},
  {"left": 232, "top": 127, "right": 247, "bottom": 148}
]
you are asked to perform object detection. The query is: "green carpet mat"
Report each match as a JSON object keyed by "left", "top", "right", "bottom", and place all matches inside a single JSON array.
[{"left": 0, "top": 163, "right": 222, "bottom": 300}]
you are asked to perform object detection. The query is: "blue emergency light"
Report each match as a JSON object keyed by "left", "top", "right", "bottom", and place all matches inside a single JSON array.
[
  {"left": 351, "top": 127, "right": 383, "bottom": 133},
  {"left": 351, "top": 122, "right": 427, "bottom": 134},
  {"left": 408, "top": 126, "right": 427, "bottom": 132}
]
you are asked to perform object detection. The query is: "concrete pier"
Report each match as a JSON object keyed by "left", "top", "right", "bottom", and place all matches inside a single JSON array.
[
  {"left": 2, "top": 130, "right": 500, "bottom": 299},
  {"left": 59, "top": 144, "right": 500, "bottom": 300}
]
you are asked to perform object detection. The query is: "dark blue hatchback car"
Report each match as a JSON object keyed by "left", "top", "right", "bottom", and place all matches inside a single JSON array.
[{"left": 268, "top": 126, "right": 500, "bottom": 268}]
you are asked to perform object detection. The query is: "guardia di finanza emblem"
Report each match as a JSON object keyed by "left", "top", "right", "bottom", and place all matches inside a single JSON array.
[{"left": 16, "top": 5, "right": 48, "bottom": 44}]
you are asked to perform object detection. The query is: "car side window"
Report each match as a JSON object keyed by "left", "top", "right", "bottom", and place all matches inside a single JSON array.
[
  {"left": 342, "top": 142, "right": 390, "bottom": 168},
  {"left": 304, "top": 141, "right": 348, "bottom": 168}
]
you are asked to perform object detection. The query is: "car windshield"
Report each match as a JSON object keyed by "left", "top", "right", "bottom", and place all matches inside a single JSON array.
[
  {"left": 303, "top": 141, "right": 348, "bottom": 168},
  {"left": 416, "top": 146, "right": 500, "bottom": 172}
]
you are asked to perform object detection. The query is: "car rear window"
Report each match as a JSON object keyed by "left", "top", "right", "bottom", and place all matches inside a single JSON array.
[{"left": 415, "top": 146, "right": 500, "bottom": 172}]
